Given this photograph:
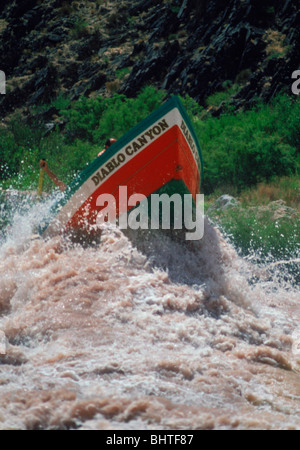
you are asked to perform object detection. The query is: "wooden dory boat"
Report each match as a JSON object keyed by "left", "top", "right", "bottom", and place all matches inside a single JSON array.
[{"left": 40, "top": 96, "right": 203, "bottom": 238}]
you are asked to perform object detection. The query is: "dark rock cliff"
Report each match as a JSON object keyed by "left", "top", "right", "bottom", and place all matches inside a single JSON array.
[{"left": 0, "top": 0, "right": 299, "bottom": 118}]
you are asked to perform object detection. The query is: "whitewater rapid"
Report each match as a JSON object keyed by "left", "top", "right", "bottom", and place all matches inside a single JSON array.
[{"left": 0, "top": 197, "right": 299, "bottom": 430}]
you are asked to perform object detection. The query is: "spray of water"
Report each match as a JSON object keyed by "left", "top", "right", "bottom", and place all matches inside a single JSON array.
[{"left": 0, "top": 192, "right": 299, "bottom": 430}]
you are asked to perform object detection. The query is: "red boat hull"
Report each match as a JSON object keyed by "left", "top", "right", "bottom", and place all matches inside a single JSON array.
[{"left": 41, "top": 96, "right": 203, "bottom": 237}]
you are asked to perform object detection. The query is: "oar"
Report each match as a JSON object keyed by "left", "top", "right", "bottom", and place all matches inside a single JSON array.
[{"left": 37, "top": 160, "right": 45, "bottom": 201}]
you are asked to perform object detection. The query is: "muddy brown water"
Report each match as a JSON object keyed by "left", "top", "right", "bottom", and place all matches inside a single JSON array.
[{"left": 0, "top": 200, "right": 299, "bottom": 430}]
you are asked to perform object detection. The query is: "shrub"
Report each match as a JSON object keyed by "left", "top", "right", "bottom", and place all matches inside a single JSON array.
[
  {"left": 0, "top": 128, "right": 19, "bottom": 179},
  {"left": 205, "top": 82, "right": 241, "bottom": 108},
  {"left": 1, "top": 89, "right": 298, "bottom": 198},
  {"left": 0, "top": 115, "right": 45, "bottom": 181},
  {"left": 62, "top": 85, "right": 166, "bottom": 145},
  {"left": 93, "top": 86, "right": 166, "bottom": 142},
  {"left": 61, "top": 96, "right": 107, "bottom": 143},
  {"left": 208, "top": 204, "right": 299, "bottom": 264},
  {"left": 194, "top": 94, "right": 299, "bottom": 193}
]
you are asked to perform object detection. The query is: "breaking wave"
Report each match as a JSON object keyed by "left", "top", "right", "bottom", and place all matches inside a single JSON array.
[{"left": 0, "top": 193, "right": 299, "bottom": 430}]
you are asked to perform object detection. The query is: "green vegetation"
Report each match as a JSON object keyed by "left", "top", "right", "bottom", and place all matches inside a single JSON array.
[
  {"left": 205, "top": 174, "right": 299, "bottom": 268},
  {"left": 189, "top": 94, "right": 299, "bottom": 194},
  {"left": 1, "top": 87, "right": 298, "bottom": 197},
  {"left": 205, "top": 80, "right": 241, "bottom": 108},
  {"left": 0, "top": 87, "right": 299, "bottom": 263},
  {"left": 0, "top": 86, "right": 166, "bottom": 191},
  {"left": 62, "top": 85, "right": 166, "bottom": 145},
  {"left": 207, "top": 197, "right": 299, "bottom": 263},
  {"left": 236, "top": 175, "right": 299, "bottom": 209}
]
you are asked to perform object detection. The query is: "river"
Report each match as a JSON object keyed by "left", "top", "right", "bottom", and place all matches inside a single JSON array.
[{"left": 0, "top": 193, "right": 299, "bottom": 430}]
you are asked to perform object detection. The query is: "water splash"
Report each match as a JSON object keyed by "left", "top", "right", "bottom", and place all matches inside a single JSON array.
[{"left": 0, "top": 194, "right": 299, "bottom": 430}]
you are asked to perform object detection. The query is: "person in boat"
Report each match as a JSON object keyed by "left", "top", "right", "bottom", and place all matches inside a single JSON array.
[
  {"left": 39, "top": 138, "right": 117, "bottom": 193},
  {"left": 97, "top": 137, "right": 117, "bottom": 157}
]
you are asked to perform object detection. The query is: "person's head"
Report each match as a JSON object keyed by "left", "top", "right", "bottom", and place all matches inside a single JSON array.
[{"left": 105, "top": 138, "right": 117, "bottom": 149}]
